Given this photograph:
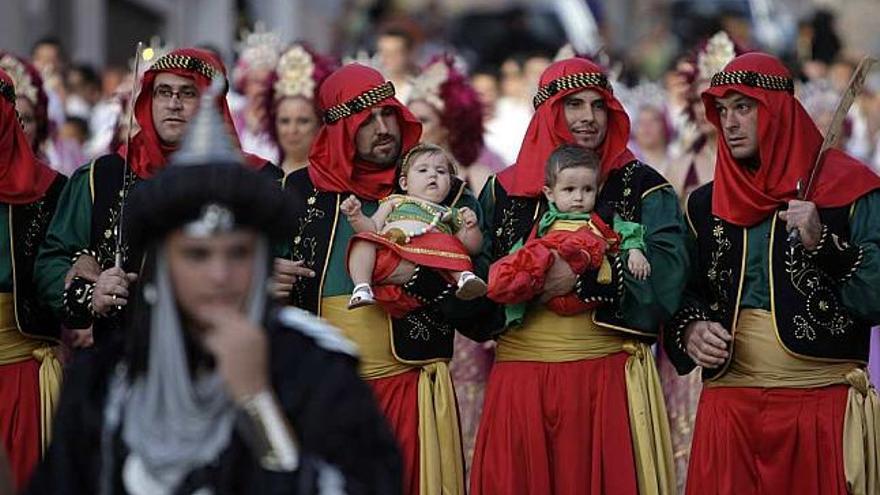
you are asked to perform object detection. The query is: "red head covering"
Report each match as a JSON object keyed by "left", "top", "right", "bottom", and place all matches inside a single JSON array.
[
  {"left": 120, "top": 48, "right": 264, "bottom": 179},
  {"left": 0, "top": 51, "right": 50, "bottom": 149},
  {"left": 308, "top": 63, "right": 422, "bottom": 200},
  {"left": 0, "top": 69, "right": 57, "bottom": 204},
  {"left": 497, "top": 57, "right": 635, "bottom": 198},
  {"left": 702, "top": 52, "right": 880, "bottom": 226}
]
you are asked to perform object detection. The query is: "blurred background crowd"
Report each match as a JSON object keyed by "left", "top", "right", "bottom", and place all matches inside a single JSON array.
[{"left": 0, "top": 0, "right": 878, "bottom": 185}]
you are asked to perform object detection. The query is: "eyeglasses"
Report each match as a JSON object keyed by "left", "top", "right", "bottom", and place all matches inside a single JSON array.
[{"left": 153, "top": 85, "right": 200, "bottom": 103}]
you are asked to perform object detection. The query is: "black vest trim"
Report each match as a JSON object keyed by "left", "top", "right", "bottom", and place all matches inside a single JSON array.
[{"left": 10, "top": 174, "right": 66, "bottom": 341}]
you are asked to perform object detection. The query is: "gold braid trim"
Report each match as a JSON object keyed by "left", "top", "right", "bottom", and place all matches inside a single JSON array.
[
  {"left": 149, "top": 54, "right": 219, "bottom": 80},
  {"left": 323, "top": 81, "right": 396, "bottom": 124},
  {"left": 710, "top": 70, "right": 794, "bottom": 93},
  {"left": 533, "top": 72, "right": 610, "bottom": 109}
]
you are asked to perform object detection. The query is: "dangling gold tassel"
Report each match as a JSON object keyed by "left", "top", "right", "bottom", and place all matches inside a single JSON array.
[{"left": 597, "top": 257, "right": 612, "bottom": 285}]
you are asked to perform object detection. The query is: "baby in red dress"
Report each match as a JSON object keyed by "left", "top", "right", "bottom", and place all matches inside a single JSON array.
[
  {"left": 342, "top": 143, "right": 486, "bottom": 314},
  {"left": 488, "top": 144, "right": 650, "bottom": 322}
]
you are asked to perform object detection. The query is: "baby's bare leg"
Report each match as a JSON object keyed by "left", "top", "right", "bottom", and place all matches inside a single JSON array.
[
  {"left": 349, "top": 240, "right": 377, "bottom": 286},
  {"left": 380, "top": 259, "right": 417, "bottom": 285}
]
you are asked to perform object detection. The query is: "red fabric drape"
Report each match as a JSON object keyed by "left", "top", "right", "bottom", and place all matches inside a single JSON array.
[
  {"left": 703, "top": 52, "right": 880, "bottom": 226},
  {"left": 368, "top": 370, "right": 421, "bottom": 495},
  {"left": 470, "top": 353, "right": 638, "bottom": 495},
  {"left": 308, "top": 64, "right": 421, "bottom": 200},
  {"left": 0, "top": 69, "right": 57, "bottom": 204},
  {"left": 117, "top": 48, "right": 265, "bottom": 179},
  {"left": 497, "top": 58, "right": 635, "bottom": 198},
  {"left": 687, "top": 385, "right": 849, "bottom": 494},
  {"left": 0, "top": 360, "right": 41, "bottom": 490}
]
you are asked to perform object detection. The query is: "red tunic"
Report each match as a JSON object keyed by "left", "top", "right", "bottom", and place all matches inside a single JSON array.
[
  {"left": 470, "top": 352, "right": 638, "bottom": 494},
  {"left": 0, "top": 359, "right": 41, "bottom": 489},
  {"left": 686, "top": 385, "right": 849, "bottom": 494}
]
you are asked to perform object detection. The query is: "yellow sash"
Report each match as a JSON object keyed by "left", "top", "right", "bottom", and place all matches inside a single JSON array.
[
  {"left": 0, "top": 293, "right": 62, "bottom": 453},
  {"left": 321, "top": 296, "right": 464, "bottom": 494},
  {"left": 497, "top": 307, "right": 675, "bottom": 494},
  {"left": 710, "top": 308, "right": 880, "bottom": 494}
]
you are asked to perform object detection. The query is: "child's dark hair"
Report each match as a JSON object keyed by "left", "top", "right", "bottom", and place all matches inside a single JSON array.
[{"left": 545, "top": 144, "right": 600, "bottom": 186}]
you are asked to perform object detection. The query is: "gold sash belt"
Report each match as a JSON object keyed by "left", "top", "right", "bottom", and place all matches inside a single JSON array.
[
  {"left": 0, "top": 293, "right": 62, "bottom": 453},
  {"left": 709, "top": 309, "right": 879, "bottom": 494},
  {"left": 321, "top": 296, "right": 464, "bottom": 494}
]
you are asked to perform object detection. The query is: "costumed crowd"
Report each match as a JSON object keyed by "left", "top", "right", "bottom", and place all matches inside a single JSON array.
[{"left": 2, "top": 8, "right": 880, "bottom": 495}]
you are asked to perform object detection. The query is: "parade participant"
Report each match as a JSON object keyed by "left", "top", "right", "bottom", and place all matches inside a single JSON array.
[
  {"left": 0, "top": 69, "right": 66, "bottom": 490},
  {"left": 0, "top": 52, "right": 50, "bottom": 158},
  {"left": 406, "top": 55, "right": 503, "bottom": 195},
  {"left": 487, "top": 144, "right": 650, "bottom": 322},
  {"left": 666, "top": 31, "right": 741, "bottom": 198},
  {"left": 284, "top": 63, "right": 483, "bottom": 494},
  {"left": 265, "top": 43, "right": 337, "bottom": 177},
  {"left": 405, "top": 56, "right": 501, "bottom": 473},
  {"left": 342, "top": 143, "right": 486, "bottom": 311},
  {"left": 25, "top": 89, "right": 402, "bottom": 494},
  {"left": 471, "top": 57, "right": 689, "bottom": 495},
  {"left": 663, "top": 52, "right": 880, "bottom": 495},
  {"left": 33, "top": 48, "right": 286, "bottom": 347},
  {"left": 230, "top": 23, "right": 284, "bottom": 163}
]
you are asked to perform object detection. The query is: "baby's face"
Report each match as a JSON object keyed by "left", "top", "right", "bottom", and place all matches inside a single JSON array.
[
  {"left": 543, "top": 166, "right": 598, "bottom": 213},
  {"left": 400, "top": 152, "right": 452, "bottom": 203}
]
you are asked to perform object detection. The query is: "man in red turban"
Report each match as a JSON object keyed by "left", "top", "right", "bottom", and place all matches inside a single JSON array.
[
  {"left": 471, "top": 57, "right": 688, "bottom": 494},
  {"left": 0, "top": 68, "right": 66, "bottom": 490},
  {"left": 283, "top": 63, "right": 489, "bottom": 494},
  {"left": 664, "top": 52, "right": 880, "bottom": 494},
  {"left": 34, "top": 48, "right": 279, "bottom": 348}
]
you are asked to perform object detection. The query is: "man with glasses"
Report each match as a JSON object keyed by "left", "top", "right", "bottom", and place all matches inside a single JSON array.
[{"left": 34, "top": 48, "right": 280, "bottom": 348}]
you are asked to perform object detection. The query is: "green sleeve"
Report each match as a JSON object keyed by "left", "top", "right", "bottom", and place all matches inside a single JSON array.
[
  {"left": 0, "top": 204, "right": 10, "bottom": 292},
  {"left": 839, "top": 191, "right": 880, "bottom": 322},
  {"left": 613, "top": 216, "right": 647, "bottom": 252},
  {"left": 618, "top": 186, "right": 690, "bottom": 330},
  {"left": 34, "top": 164, "right": 93, "bottom": 316}
]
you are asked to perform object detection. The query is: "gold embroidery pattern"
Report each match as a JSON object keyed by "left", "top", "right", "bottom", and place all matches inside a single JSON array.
[
  {"left": 707, "top": 218, "right": 734, "bottom": 316},
  {"left": 96, "top": 171, "right": 138, "bottom": 269},
  {"left": 404, "top": 308, "right": 453, "bottom": 342},
  {"left": 289, "top": 189, "right": 325, "bottom": 307},
  {"left": 785, "top": 244, "right": 853, "bottom": 340},
  {"left": 607, "top": 163, "right": 639, "bottom": 222},
  {"left": 21, "top": 197, "right": 52, "bottom": 259},
  {"left": 495, "top": 198, "right": 532, "bottom": 258},
  {"left": 398, "top": 246, "right": 471, "bottom": 260}
]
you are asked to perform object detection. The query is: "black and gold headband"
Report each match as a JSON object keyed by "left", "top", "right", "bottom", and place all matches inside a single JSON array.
[
  {"left": 150, "top": 54, "right": 219, "bottom": 81},
  {"left": 533, "top": 72, "right": 610, "bottom": 109},
  {"left": 710, "top": 70, "right": 794, "bottom": 93},
  {"left": 0, "top": 79, "right": 13, "bottom": 104},
  {"left": 323, "top": 81, "right": 396, "bottom": 124}
]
